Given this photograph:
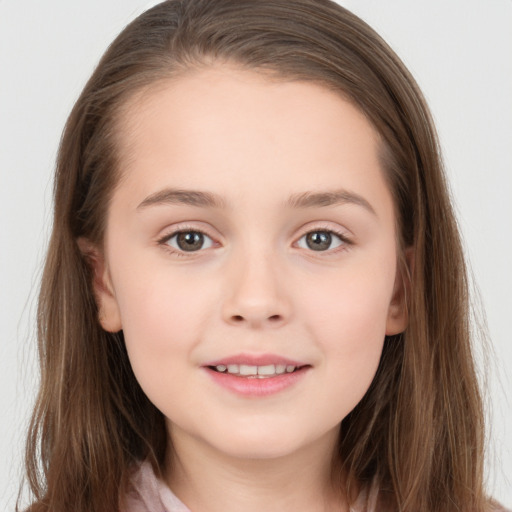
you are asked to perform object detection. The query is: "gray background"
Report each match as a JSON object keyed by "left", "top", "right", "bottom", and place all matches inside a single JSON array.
[{"left": 1, "top": 0, "right": 510, "bottom": 509}]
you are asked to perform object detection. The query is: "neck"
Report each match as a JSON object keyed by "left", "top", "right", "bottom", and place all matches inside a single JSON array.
[{"left": 164, "top": 425, "right": 347, "bottom": 512}]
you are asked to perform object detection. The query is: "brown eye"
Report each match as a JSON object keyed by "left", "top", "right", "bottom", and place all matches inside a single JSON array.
[
  {"left": 166, "top": 231, "right": 214, "bottom": 252},
  {"left": 297, "top": 230, "right": 345, "bottom": 252},
  {"left": 306, "top": 231, "right": 331, "bottom": 251}
]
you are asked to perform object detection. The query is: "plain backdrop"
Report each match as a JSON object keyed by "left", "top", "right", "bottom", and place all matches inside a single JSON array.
[{"left": 1, "top": 0, "right": 510, "bottom": 509}]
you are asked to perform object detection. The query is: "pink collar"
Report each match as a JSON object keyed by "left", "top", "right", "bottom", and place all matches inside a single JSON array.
[{"left": 122, "top": 460, "right": 378, "bottom": 512}]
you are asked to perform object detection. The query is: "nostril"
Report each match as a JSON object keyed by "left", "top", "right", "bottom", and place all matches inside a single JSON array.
[{"left": 230, "top": 314, "right": 282, "bottom": 324}]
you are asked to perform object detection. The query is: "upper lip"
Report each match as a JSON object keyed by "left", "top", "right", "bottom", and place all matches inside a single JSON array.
[{"left": 203, "top": 353, "right": 308, "bottom": 368}]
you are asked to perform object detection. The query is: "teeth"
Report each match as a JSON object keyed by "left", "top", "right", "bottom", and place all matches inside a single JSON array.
[
  {"left": 213, "top": 363, "right": 298, "bottom": 377},
  {"left": 258, "top": 364, "right": 275, "bottom": 376},
  {"left": 239, "top": 365, "right": 258, "bottom": 376}
]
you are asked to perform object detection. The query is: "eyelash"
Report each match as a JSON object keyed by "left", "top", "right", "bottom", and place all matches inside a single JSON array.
[
  {"left": 157, "top": 225, "right": 352, "bottom": 257},
  {"left": 296, "top": 228, "right": 352, "bottom": 254},
  {"left": 157, "top": 225, "right": 215, "bottom": 258}
]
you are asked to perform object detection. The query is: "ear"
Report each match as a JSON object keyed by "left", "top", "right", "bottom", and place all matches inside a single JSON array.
[
  {"left": 77, "top": 237, "right": 122, "bottom": 333},
  {"left": 385, "top": 247, "right": 414, "bottom": 336}
]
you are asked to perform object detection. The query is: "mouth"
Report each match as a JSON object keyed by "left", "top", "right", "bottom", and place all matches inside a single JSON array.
[
  {"left": 207, "top": 363, "right": 308, "bottom": 378},
  {"left": 203, "top": 354, "right": 311, "bottom": 396}
]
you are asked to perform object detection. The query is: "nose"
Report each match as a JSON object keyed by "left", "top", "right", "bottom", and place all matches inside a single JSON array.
[{"left": 221, "top": 252, "right": 292, "bottom": 329}]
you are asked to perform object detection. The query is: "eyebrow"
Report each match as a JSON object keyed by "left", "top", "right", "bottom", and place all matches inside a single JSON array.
[
  {"left": 285, "top": 189, "right": 376, "bottom": 216},
  {"left": 137, "top": 189, "right": 226, "bottom": 209},
  {"left": 137, "top": 187, "right": 376, "bottom": 216}
]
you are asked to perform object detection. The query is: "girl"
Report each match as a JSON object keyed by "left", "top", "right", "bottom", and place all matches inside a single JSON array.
[{"left": 19, "top": 1, "right": 509, "bottom": 511}]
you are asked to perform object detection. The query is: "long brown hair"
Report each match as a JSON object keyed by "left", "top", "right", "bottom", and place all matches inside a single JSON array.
[{"left": 21, "top": 1, "right": 489, "bottom": 510}]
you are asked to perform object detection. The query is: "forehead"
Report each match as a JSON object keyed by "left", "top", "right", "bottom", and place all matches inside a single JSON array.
[
  {"left": 112, "top": 65, "right": 392, "bottom": 219},
  {"left": 118, "top": 65, "right": 379, "bottom": 155}
]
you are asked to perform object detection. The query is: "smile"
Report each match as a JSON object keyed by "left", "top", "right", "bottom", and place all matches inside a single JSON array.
[
  {"left": 203, "top": 354, "right": 311, "bottom": 396},
  {"left": 209, "top": 363, "right": 301, "bottom": 378}
]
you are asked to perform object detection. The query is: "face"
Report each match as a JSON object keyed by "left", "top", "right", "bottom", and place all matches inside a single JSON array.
[{"left": 90, "top": 66, "right": 407, "bottom": 462}]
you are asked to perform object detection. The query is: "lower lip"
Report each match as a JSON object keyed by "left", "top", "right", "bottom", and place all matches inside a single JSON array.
[{"left": 204, "top": 367, "right": 310, "bottom": 397}]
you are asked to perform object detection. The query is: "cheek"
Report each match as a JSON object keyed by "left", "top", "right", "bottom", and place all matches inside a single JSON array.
[
  {"left": 109, "top": 260, "right": 217, "bottom": 388},
  {"left": 299, "top": 255, "right": 396, "bottom": 396},
  {"left": 302, "top": 254, "right": 395, "bottom": 339}
]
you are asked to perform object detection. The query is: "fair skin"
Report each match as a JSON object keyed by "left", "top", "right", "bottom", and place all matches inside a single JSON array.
[{"left": 86, "top": 66, "right": 407, "bottom": 512}]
